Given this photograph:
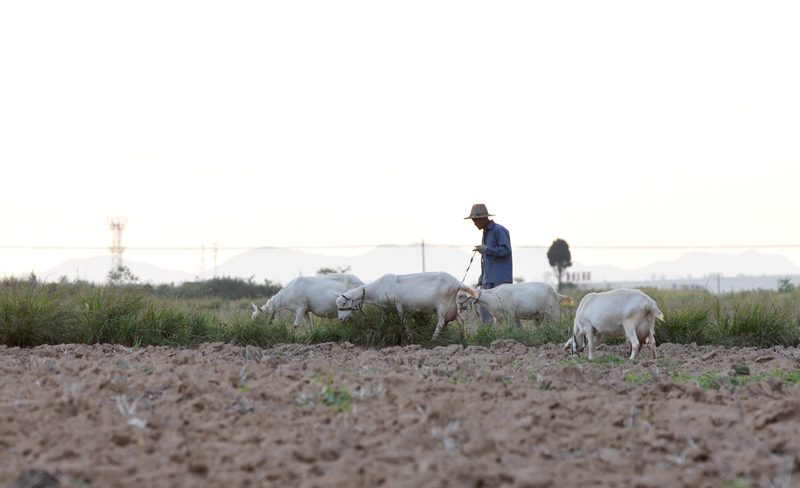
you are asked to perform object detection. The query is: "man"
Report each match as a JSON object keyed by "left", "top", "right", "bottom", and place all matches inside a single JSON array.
[{"left": 464, "top": 203, "right": 513, "bottom": 323}]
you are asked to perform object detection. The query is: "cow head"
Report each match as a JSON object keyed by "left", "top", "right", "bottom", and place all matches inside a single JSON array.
[
  {"left": 251, "top": 299, "right": 275, "bottom": 320},
  {"left": 251, "top": 302, "right": 262, "bottom": 319},
  {"left": 564, "top": 334, "right": 585, "bottom": 357},
  {"left": 336, "top": 288, "right": 365, "bottom": 322},
  {"left": 456, "top": 290, "right": 478, "bottom": 312}
]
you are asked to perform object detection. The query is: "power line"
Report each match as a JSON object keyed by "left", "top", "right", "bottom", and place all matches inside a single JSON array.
[{"left": 2, "top": 244, "right": 800, "bottom": 251}]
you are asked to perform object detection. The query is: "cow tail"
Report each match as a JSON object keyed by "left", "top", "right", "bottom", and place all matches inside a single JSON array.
[
  {"left": 650, "top": 301, "right": 665, "bottom": 322},
  {"left": 558, "top": 294, "right": 576, "bottom": 306},
  {"left": 460, "top": 283, "right": 480, "bottom": 299}
]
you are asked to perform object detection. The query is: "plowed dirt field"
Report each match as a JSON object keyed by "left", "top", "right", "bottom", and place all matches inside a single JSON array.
[{"left": 3, "top": 341, "right": 800, "bottom": 487}]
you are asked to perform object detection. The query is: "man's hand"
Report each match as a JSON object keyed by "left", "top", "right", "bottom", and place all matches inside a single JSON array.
[{"left": 473, "top": 245, "right": 487, "bottom": 254}]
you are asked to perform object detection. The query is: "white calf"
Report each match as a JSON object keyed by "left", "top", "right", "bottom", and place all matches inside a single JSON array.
[
  {"left": 335, "top": 272, "right": 480, "bottom": 340},
  {"left": 456, "top": 282, "right": 575, "bottom": 323},
  {"left": 251, "top": 274, "right": 364, "bottom": 329},
  {"left": 565, "top": 288, "right": 664, "bottom": 360}
]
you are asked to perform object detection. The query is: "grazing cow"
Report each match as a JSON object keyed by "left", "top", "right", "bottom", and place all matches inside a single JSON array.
[
  {"left": 251, "top": 274, "right": 364, "bottom": 329},
  {"left": 564, "top": 288, "right": 664, "bottom": 360},
  {"left": 456, "top": 282, "right": 575, "bottom": 323},
  {"left": 335, "top": 272, "right": 480, "bottom": 340}
]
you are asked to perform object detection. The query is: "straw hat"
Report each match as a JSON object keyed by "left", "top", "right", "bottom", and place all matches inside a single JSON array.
[{"left": 464, "top": 203, "right": 495, "bottom": 219}]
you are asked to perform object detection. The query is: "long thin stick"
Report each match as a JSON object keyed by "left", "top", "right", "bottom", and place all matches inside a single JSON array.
[{"left": 461, "top": 251, "right": 477, "bottom": 282}]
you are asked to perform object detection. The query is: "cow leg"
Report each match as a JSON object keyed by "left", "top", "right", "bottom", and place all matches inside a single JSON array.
[
  {"left": 293, "top": 306, "right": 307, "bottom": 330},
  {"left": 586, "top": 327, "right": 597, "bottom": 360},
  {"left": 649, "top": 322, "right": 657, "bottom": 360},
  {"left": 623, "top": 320, "right": 640, "bottom": 360},
  {"left": 432, "top": 315, "right": 447, "bottom": 340},
  {"left": 456, "top": 313, "right": 466, "bottom": 341},
  {"left": 396, "top": 303, "right": 412, "bottom": 337},
  {"left": 637, "top": 320, "right": 657, "bottom": 360}
]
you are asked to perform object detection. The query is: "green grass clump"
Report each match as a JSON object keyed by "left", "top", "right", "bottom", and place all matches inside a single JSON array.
[
  {"left": 657, "top": 297, "right": 713, "bottom": 345},
  {"left": 470, "top": 317, "right": 572, "bottom": 348},
  {"left": 0, "top": 277, "right": 78, "bottom": 346},
  {"left": 320, "top": 304, "right": 463, "bottom": 348},
  {"left": 79, "top": 286, "right": 148, "bottom": 344},
  {"left": 710, "top": 296, "right": 800, "bottom": 348},
  {"left": 221, "top": 314, "right": 295, "bottom": 347}
]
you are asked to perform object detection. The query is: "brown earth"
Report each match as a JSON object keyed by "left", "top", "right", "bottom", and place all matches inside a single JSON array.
[{"left": 2, "top": 341, "right": 800, "bottom": 488}]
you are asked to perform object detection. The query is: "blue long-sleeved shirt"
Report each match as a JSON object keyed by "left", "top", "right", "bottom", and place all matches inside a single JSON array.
[{"left": 480, "top": 220, "right": 513, "bottom": 285}]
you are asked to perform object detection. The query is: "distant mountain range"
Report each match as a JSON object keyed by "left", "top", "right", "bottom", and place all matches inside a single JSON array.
[{"left": 38, "top": 246, "right": 800, "bottom": 292}]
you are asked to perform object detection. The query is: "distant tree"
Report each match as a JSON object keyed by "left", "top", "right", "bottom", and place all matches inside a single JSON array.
[
  {"left": 317, "top": 265, "right": 352, "bottom": 276},
  {"left": 107, "top": 265, "right": 139, "bottom": 286},
  {"left": 778, "top": 277, "right": 796, "bottom": 293},
  {"left": 547, "top": 239, "right": 572, "bottom": 292}
]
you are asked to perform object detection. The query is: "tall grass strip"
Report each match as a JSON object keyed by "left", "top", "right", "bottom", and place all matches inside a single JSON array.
[{"left": 0, "top": 278, "right": 78, "bottom": 346}]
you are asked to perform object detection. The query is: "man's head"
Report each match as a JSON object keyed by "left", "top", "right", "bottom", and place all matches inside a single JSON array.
[{"left": 465, "top": 203, "right": 493, "bottom": 230}]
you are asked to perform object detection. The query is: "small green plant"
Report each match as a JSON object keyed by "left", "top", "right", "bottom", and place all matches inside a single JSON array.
[
  {"left": 686, "top": 370, "right": 769, "bottom": 391},
  {"left": 779, "top": 370, "right": 800, "bottom": 383},
  {"left": 567, "top": 355, "right": 626, "bottom": 365},
  {"left": 624, "top": 372, "right": 652, "bottom": 383},
  {"left": 725, "top": 478, "right": 750, "bottom": 488},
  {"left": 450, "top": 372, "right": 467, "bottom": 385},
  {"left": 589, "top": 355, "right": 626, "bottom": 365},
  {"left": 319, "top": 372, "right": 351, "bottom": 411}
]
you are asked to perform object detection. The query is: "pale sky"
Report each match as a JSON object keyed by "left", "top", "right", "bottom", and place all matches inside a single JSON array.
[{"left": 2, "top": 1, "right": 799, "bottom": 279}]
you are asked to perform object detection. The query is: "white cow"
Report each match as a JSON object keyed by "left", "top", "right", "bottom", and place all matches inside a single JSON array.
[
  {"left": 565, "top": 288, "right": 664, "bottom": 360},
  {"left": 251, "top": 274, "right": 364, "bottom": 329},
  {"left": 335, "top": 272, "right": 480, "bottom": 340},
  {"left": 456, "top": 282, "right": 575, "bottom": 323}
]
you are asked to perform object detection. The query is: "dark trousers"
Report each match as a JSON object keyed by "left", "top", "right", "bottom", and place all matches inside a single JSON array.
[{"left": 479, "top": 282, "right": 502, "bottom": 323}]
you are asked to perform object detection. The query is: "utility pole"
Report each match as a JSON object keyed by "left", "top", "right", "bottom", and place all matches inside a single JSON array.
[
  {"left": 421, "top": 239, "right": 426, "bottom": 272},
  {"left": 107, "top": 216, "right": 127, "bottom": 268}
]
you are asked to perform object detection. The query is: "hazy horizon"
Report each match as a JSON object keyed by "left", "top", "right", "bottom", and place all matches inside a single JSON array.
[{"left": 21, "top": 245, "right": 800, "bottom": 294}]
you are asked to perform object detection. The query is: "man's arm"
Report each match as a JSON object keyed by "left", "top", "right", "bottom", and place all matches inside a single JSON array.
[{"left": 484, "top": 227, "right": 511, "bottom": 257}]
